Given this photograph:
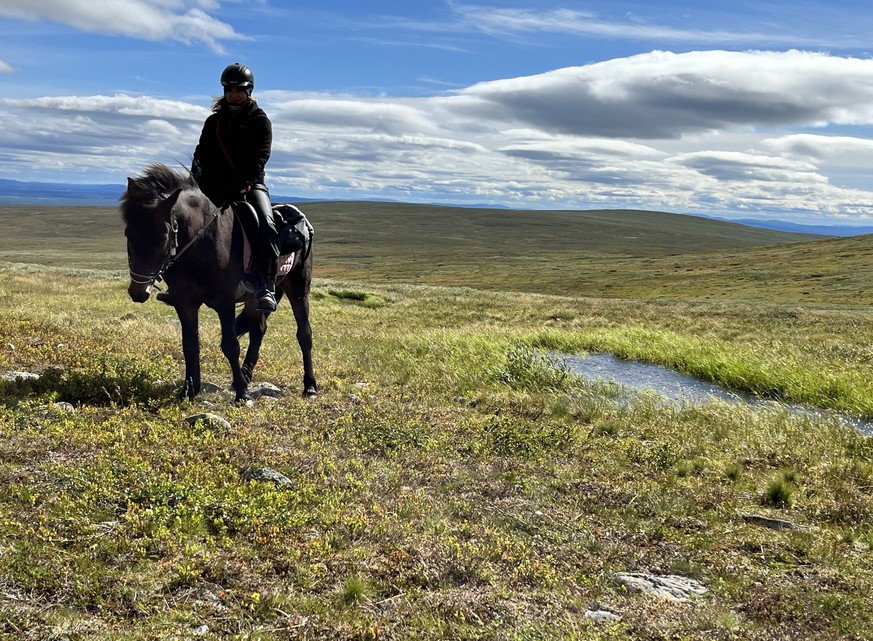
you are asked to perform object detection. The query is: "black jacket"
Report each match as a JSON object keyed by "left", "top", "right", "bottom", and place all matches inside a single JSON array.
[{"left": 192, "top": 101, "right": 272, "bottom": 205}]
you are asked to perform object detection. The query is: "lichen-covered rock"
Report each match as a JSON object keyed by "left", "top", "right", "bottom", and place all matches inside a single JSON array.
[
  {"left": 242, "top": 466, "right": 295, "bottom": 488},
  {"left": 185, "top": 413, "right": 232, "bottom": 433},
  {"left": 614, "top": 573, "right": 707, "bottom": 602}
]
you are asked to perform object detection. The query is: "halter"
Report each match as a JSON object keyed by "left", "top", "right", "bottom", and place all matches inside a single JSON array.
[{"left": 127, "top": 195, "right": 222, "bottom": 288}]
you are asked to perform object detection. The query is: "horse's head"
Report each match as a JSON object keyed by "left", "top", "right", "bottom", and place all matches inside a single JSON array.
[{"left": 121, "top": 164, "right": 192, "bottom": 302}]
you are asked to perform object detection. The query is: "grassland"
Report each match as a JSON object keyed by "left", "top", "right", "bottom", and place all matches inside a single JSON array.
[
  {"left": 1, "top": 204, "right": 873, "bottom": 639},
  {"left": 0, "top": 203, "right": 837, "bottom": 301}
]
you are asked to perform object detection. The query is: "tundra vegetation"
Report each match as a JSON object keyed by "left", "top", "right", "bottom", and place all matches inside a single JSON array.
[{"left": 1, "top": 204, "right": 872, "bottom": 640}]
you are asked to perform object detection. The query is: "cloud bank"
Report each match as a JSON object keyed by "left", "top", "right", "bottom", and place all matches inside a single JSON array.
[{"left": 2, "top": 49, "right": 873, "bottom": 222}]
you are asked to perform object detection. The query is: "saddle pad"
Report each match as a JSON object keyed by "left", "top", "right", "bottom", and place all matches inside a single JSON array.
[
  {"left": 242, "top": 235, "right": 295, "bottom": 279},
  {"left": 276, "top": 252, "right": 296, "bottom": 277}
]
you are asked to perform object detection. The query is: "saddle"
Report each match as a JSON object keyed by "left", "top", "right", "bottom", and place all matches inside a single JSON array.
[
  {"left": 272, "top": 203, "right": 314, "bottom": 261},
  {"left": 230, "top": 201, "right": 314, "bottom": 276}
]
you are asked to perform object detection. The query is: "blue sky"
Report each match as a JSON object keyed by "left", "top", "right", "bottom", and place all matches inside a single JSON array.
[{"left": 3, "top": 1, "right": 873, "bottom": 222}]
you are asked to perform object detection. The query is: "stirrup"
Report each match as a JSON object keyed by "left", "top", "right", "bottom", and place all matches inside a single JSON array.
[{"left": 255, "top": 288, "right": 277, "bottom": 313}]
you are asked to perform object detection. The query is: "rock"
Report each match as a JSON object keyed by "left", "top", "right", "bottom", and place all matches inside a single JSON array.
[
  {"left": 585, "top": 609, "right": 622, "bottom": 623},
  {"left": 199, "top": 382, "right": 226, "bottom": 395},
  {"left": 614, "top": 573, "right": 707, "bottom": 602},
  {"left": 175, "top": 584, "right": 227, "bottom": 613},
  {"left": 185, "top": 413, "right": 232, "bottom": 432},
  {"left": 741, "top": 513, "right": 804, "bottom": 531},
  {"left": 242, "top": 466, "right": 295, "bottom": 488},
  {"left": 2, "top": 370, "right": 39, "bottom": 382},
  {"left": 248, "top": 382, "right": 283, "bottom": 399},
  {"left": 54, "top": 402, "right": 75, "bottom": 412}
]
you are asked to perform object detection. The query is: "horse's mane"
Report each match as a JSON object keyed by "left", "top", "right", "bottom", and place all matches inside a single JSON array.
[{"left": 121, "top": 163, "right": 197, "bottom": 222}]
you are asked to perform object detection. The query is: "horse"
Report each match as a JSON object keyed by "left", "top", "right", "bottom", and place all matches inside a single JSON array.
[{"left": 121, "top": 163, "right": 317, "bottom": 401}]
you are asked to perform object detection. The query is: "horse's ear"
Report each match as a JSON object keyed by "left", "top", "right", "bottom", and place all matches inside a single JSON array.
[
  {"left": 126, "top": 176, "right": 146, "bottom": 198},
  {"left": 165, "top": 188, "right": 183, "bottom": 208}
]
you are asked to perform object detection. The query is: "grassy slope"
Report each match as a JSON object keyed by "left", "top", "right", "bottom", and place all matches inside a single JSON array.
[
  {"left": 1, "top": 204, "right": 873, "bottom": 639},
  {"left": 0, "top": 202, "right": 844, "bottom": 302},
  {"left": 307, "top": 202, "right": 848, "bottom": 303}
]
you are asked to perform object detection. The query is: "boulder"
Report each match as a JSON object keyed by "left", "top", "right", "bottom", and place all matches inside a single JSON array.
[{"left": 614, "top": 573, "right": 707, "bottom": 602}]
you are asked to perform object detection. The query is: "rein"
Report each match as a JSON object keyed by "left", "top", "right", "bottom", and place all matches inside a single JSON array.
[{"left": 128, "top": 196, "right": 223, "bottom": 287}]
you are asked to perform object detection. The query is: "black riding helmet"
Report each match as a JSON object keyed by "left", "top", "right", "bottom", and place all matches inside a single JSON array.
[{"left": 220, "top": 63, "right": 254, "bottom": 95}]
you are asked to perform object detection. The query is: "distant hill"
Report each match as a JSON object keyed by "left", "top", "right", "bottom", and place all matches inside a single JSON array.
[
  {"left": 0, "top": 178, "right": 125, "bottom": 205},
  {"left": 726, "top": 218, "right": 873, "bottom": 237},
  {"left": 700, "top": 215, "right": 873, "bottom": 237},
  {"left": 0, "top": 200, "right": 865, "bottom": 304},
  {"left": 0, "top": 177, "right": 314, "bottom": 206},
  {"left": 0, "top": 176, "right": 868, "bottom": 237}
]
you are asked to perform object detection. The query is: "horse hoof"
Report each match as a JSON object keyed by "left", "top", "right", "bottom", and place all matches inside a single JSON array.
[
  {"left": 177, "top": 388, "right": 197, "bottom": 401},
  {"left": 235, "top": 392, "right": 254, "bottom": 406},
  {"left": 303, "top": 386, "right": 318, "bottom": 398}
]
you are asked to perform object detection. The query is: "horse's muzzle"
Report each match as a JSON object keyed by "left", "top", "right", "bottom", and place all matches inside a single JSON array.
[{"left": 128, "top": 281, "right": 152, "bottom": 303}]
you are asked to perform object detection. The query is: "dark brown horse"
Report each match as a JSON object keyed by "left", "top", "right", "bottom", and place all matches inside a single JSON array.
[{"left": 121, "top": 163, "right": 317, "bottom": 401}]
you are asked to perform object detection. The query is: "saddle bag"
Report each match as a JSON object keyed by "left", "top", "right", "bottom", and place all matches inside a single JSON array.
[{"left": 272, "top": 203, "right": 314, "bottom": 258}]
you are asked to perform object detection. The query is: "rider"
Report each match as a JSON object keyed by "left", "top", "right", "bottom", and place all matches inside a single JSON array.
[{"left": 189, "top": 62, "right": 279, "bottom": 313}]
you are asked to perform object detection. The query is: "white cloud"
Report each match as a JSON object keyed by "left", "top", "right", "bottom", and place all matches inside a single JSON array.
[
  {"left": 0, "top": 59, "right": 12, "bottom": 73},
  {"left": 499, "top": 132, "right": 665, "bottom": 160},
  {"left": 450, "top": 4, "right": 782, "bottom": 45},
  {"left": 672, "top": 150, "right": 822, "bottom": 182},
  {"left": 267, "top": 95, "right": 441, "bottom": 137},
  {"left": 760, "top": 134, "right": 873, "bottom": 161},
  {"left": 0, "top": 94, "right": 208, "bottom": 122},
  {"left": 452, "top": 50, "right": 873, "bottom": 138},
  {"left": 0, "top": 0, "right": 243, "bottom": 51},
  {"left": 423, "top": 2, "right": 868, "bottom": 49},
  {"left": 5, "top": 49, "right": 873, "bottom": 222}
]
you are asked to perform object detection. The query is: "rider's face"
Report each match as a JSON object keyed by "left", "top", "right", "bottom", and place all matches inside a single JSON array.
[{"left": 224, "top": 85, "right": 248, "bottom": 105}]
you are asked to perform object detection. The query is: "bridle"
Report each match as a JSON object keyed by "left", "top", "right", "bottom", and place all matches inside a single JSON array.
[{"left": 127, "top": 193, "right": 222, "bottom": 288}]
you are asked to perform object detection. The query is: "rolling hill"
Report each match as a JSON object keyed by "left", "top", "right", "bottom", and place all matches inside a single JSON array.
[{"left": 3, "top": 201, "right": 870, "bottom": 305}]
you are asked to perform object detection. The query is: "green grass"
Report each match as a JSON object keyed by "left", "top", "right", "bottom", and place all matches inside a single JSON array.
[
  {"left": 1, "top": 203, "right": 873, "bottom": 639},
  {"left": 0, "top": 202, "right": 841, "bottom": 302}
]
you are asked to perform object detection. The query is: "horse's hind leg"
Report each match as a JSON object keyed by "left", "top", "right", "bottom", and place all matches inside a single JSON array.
[
  {"left": 237, "top": 310, "right": 267, "bottom": 385},
  {"left": 286, "top": 284, "right": 317, "bottom": 397}
]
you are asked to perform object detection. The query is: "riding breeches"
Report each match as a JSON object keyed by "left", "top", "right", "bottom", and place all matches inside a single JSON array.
[{"left": 247, "top": 184, "right": 280, "bottom": 258}]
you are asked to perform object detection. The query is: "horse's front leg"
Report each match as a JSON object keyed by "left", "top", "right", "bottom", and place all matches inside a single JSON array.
[
  {"left": 217, "top": 303, "right": 248, "bottom": 401},
  {"left": 176, "top": 304, "right": 201, "bottom": 400}
]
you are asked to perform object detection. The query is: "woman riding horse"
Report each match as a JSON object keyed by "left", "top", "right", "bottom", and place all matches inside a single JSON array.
[
  {"left": 122, "top": 163, "right": 317, "bottom": 400},
  {"left": 165, "top": 62, "right": 279, "bottom": 313}
]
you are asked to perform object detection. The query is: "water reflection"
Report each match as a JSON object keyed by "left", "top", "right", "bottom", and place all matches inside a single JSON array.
[{"left": 559, "top": 352, "right": 873, "bottom": 436}]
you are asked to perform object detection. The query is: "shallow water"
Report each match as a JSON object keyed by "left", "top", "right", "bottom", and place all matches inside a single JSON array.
[{"left": 559, "top": 352, "right": 873, "bottom": 436}]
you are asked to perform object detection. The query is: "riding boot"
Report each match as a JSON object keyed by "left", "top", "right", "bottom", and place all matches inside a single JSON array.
[
  {"left": 255, "top": 283, "right": 277, "bottom": 312},
  {"left": 249, "top": 184, "right": 280, "bottom": 314},
  {"left": 254, "top": 250, "right": 278, "bottom": 313}
]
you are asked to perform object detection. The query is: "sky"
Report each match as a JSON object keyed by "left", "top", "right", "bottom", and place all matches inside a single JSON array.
[{"left": 3, "top": 1, "right": 873, "bottom": 223}]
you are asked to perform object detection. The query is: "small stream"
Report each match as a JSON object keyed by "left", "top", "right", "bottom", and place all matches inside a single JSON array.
[{"left": 558, "top": 352, "right": 873, "bottom": 436}]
